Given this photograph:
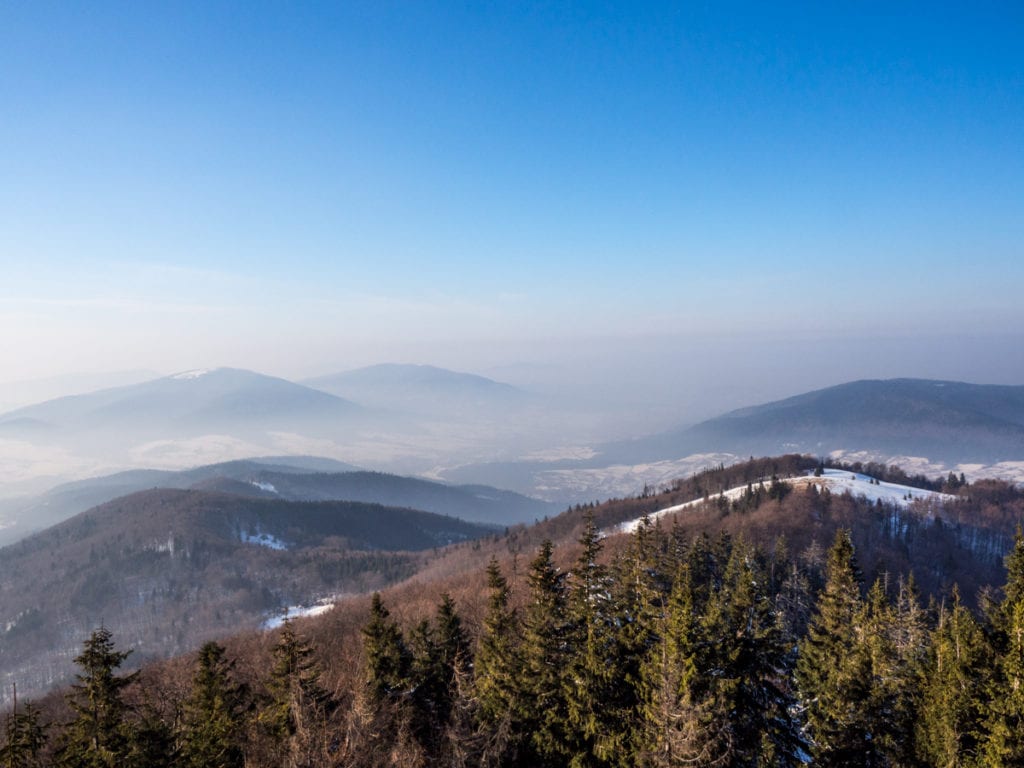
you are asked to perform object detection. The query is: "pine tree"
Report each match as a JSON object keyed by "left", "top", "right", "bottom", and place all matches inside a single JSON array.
[
  {"left": 639, "top": 560, "right": 730, "bottom": 767},
  {"left": 263, "top": 619, "right": 330, "bottom": 767},
  {"left": 795, "top": 531, "right": 874, "bottom": 767},
  {"left": 434, "top": 592, "right": 471, "bottom": 720},
  {"left": 178, "top": 642, "right": 246, "bottom": 768},
  {"left": 122, "top": 700, "right": 175, "bottom": 768},
  {"left": 520, "top": 539, "right": 569, "bottom": 767},
  {"left": 362, "top": 593, "right": 411, "bottom": 704},
  {"left": 0, "top": 685, "right": 46, "bottom": 768},
  {"left": 57, "top": 627, "right": 137, "bottom": 768},
  {"left": 563, "top": 511, "right": 623, "bottom": 768},
  {"left": 979, "top": 529, "right": 1024, "bottom": 766},
  {"left": 473, "top": 558, "right": 526, "bottom": 767},
  {"left": 916, "top": 587, "right": 988, "bottom": 767},
  {"left": 713, "top": 541, "right": 799, "bottom": 766},
  {"left": 407, "top": 593, "right": 472, "bottom": 758},
  {"left": 609, "top": 518, "right": 664, "bottom": 765}
]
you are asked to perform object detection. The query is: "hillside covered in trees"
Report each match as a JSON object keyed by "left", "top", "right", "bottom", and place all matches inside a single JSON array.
[{"left": 4, "top": 456, "right": 1024, "bottom": 767}]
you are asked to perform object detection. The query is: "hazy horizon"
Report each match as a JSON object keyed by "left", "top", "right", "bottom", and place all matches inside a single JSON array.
[{"left": 3, "top": 4, "right": 1022, "bottom": 404}]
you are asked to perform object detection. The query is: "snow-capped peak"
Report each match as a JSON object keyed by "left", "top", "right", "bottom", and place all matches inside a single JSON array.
[{"left": 170, "top": 369, "right": 213, "bottom": 380}]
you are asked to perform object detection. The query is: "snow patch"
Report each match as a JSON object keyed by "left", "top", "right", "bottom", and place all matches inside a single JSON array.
[
  {"left": 263, "top": 599, "right": 336, "bottom": 629},
  {"left": 170, "top": 369, "right": 213, "bottom": 380},
  {"left": 241, "top": 530, "right": 288, "bottom": 550},
  {"left": 616, "top": 468, "right": 958, "bottom": 535}
]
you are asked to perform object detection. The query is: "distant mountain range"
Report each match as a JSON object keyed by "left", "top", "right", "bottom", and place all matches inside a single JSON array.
[
  {"left": 0, "top": 487, "right": 498, "bottom": 703},
  {"left": 3, "top": 370, "right": 1023, "bottom": 512},
  {"left": 0, "top": 456, "right": 557, "bottom": 546},
  {"left": 602, "top": 378, "right": 1024, "bottom": 465},
  {"left": 0, "top": 368, "right": 364, "bottom": 441},
  {"left": 441, "top": 379, "right": 1024, "bottom": 501},
  {"left": 303, "top": 363, "right": 528, "bottom": 417},
  {"left": 0, "top": 365, "right": 544, "bottom": 496}
]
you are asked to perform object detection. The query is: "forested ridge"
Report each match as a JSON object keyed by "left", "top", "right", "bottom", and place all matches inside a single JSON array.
[{"left": 4, "top": 457, "right": 1024, "bottom": 767}]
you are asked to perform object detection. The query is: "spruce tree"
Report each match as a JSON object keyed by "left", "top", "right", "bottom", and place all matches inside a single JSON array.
[
  {"left": 362, "top": 593, "right": 411, "bottom": 704},
  {"left": 610, "top": 518, "right": 664, "bottom": 765},
  {"left": 520, "top": 540, "right": 569, "bottom": 767},
  {"left": 563, "top": 511, "right": 624, "bottom": 767},
  {"left": 916, "top": 587, "right": 988, "bottom": 767},
  {"left": 264, "top": 619, "right": 330, "bottom": 767},
  {"left": 0, "top": 685, "right": 46, "bottom": 768},
  {"left": 795, "top": 531, "right": 874, "bottom": 766},
  {"left": 57, "top": 627, "right": 137, "bottom": 768},
  {"left": 407, "top": 593, "right": 472, "bottom": 757},
  {"left": 979, "top": 529, "right": 1024, "bottom": 766},
  {"left": 434, "top": 592, "right": 471, "bottom": 717},
  {"left": 714, "top": 541, "right": 799, "bottom": 766},
  {"left": 179, "top": 642, "right": 246, "bottom": 768},
  {"left": 473, "top": 558, "right": 526, "bottom": 766},
  {"left": 640, "top": 560, "right": 729, "bottom": 767}
]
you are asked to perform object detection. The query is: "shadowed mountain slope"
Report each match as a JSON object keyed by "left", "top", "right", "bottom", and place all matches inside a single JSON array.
[{"left": 0, "top": 488, "right": 497, "bottom": 703}]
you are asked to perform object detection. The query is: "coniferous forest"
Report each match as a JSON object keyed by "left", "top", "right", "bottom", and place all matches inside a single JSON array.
[{"left": 4, "top": 503, "right": 1024, "bottom": 768}]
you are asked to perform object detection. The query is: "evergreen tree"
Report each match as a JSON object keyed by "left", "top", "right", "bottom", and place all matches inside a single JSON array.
[
  {"left": 0, "top": 685, "right": 46, "bottom": 768},
  {"left": 795, "top": 531, "right": 875, "bottom": 766},
  {"left": 563, "top": 511, "right": 623, "bottom": 767},
  {"left": 713, "top": 542, "right": 799, "bottom": 766},
  {"left": 474, "top": 558, "right": 526, "bottom": 767},
  {"left": 609, "top": 518, "right": 664, "bottom": 765},
  {"left": 434, "top": 592, "right": 471, "bottom": 720},
  {"left": 639, "top": 561, "right": 729, "bottom": 767},
  {"left": 406, "top": 593, "right": 472, "bottom": 757},
  {"left": 57, "top": 627, "right": 137, "bottom": 768},
  {"left": 178, "top": 642, "right": 246, "bottom": 768},
  {"left": 264, "top": 619, "right": 330, "bottom": 767},
  {"left": 362, "top": 593, "right": 411, "bottom": 704},
  {"left": 520, "top": 539, "right": 569, "bottom": 767},
  {"left": 916, "top": 587, "right": 988, "bottom": 768},
  {"left": 122, "top": 700, "right": 174, "bottom": 768},
  {"left": 979, "top": 530, "right": 1024, "bottom": 766}
]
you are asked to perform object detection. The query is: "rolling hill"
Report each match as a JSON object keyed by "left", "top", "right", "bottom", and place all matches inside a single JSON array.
[
  {"left": 0, "top": 487, "right": 498, "bottom": 704},
  {"left": 603, "top": 379, "right": 1024, "bottom": 465},
  {"left": 0, "top": 457, "right": 557, "bottom": 546}
]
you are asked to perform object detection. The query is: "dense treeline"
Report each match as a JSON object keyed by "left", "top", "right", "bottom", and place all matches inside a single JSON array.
[{"left": 5, "top": 510, "right": 1024, "bottom": 767}]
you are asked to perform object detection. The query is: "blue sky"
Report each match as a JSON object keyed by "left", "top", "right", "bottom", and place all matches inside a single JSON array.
[{"left": 1, "top": 2, "right": 1022, "bottom": 390}]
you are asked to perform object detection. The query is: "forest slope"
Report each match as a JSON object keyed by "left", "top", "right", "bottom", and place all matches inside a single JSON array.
[{"left": 0, "top": 488, "right": 496, "bottom": 706}]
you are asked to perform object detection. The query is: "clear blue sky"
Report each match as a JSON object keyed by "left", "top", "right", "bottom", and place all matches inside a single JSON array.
[{"left": 1, "top": 1, "right": 1022, "bottom": 384}]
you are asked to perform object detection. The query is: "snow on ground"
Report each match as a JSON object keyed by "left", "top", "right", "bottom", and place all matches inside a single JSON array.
[
  {"left": 240, "top": 530, "right": 289, "bottom": 550},
  {"left": 262, "top": 599, "right": 336, "bottom": 630},
  {"left": 617, "top": 468, "right": 958, "bottom": 535},
  {"left": 170, "top": 369, "right": 212, "bottom": 380}
]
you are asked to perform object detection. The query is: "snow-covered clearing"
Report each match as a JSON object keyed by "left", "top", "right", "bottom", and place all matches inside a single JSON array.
[
  {"left": 617, "top": 468, "right": 958, "bottom": 535},
  {"left": 262, "top": 599, "right": 336, "bottom": 629},
  {"left": 240, "top": 530, "right": 289, "bottom": 550}
]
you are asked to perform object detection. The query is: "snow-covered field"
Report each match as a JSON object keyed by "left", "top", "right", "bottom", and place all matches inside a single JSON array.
[{"left": 618, "top": 468, "right": 958, "bottom": 535}]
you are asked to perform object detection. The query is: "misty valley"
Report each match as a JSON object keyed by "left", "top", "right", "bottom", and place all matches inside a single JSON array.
[{"left": 1, "top": 370, "right": 1024, "bottom": 766}]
